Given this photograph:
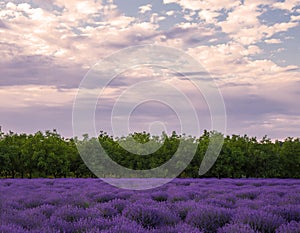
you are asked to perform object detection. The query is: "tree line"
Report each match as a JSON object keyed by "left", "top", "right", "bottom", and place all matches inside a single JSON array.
[{"left": 0, "top": 129, "right": 299, "bottom": 178}]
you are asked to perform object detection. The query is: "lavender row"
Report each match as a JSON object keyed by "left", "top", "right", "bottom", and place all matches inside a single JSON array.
[{"left": 1, "top": 178, "right": 300, "bottom": 233}]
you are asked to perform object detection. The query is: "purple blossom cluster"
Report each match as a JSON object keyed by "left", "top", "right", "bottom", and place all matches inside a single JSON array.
[{"left": 0, "top": 178, "right": 300, "bottom": 233}]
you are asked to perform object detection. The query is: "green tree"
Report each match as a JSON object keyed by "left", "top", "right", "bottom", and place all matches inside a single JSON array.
[{"left": 280, "top": 137, "right": 300, "bottom": 178}]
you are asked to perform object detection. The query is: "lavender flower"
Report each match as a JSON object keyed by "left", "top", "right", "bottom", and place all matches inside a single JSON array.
[{"left": 1, "top": 178, "right": 299, "bottom": 232}]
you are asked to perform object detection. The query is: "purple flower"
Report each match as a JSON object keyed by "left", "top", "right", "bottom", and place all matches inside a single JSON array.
[
  {"left": 123, "top": 203, "right": 180, "bottom": 229},
  {"left": 151, "top": 191, "right": 168, "bottom": 202},
  {"left": 101, "top": 216, "right": 146, "bottom": 233},
  {"left": 1, "top": 178, "right": 300, "bottom": 233},
  {"left": 232, "top": 208, "right": 285, "bottom": 233},
  {"left": 185, "top": 204, "right": 232, "bottom": 232},
  {"left": 0, "top": 223, "right": 30, "bottom": 233},
  {"left": 3, "top": 207, "right": 47, "bottom": 230},
  {"left": 275, "top": 221, "right": 300, "bottom": 233},
  {"left": 108, "top": 198, "right": 128, "bottom": 213},
  {"left": 93, "top": 192, "right": 116, "bottom": 203},
  {"left": 263, "top": 204, "right": 300, "bottom": 222},
  {"left": 94, "top": 202, "right": 119, "bottom": 218},
  {"left": 169, "top": 200, "right": 198, "bottom": 220},
  {"left": 151, "top": 223, "right": 203, "bottom": 233},
  {"left": 217, "top": 223, "right": 259, "bottom": 233}
]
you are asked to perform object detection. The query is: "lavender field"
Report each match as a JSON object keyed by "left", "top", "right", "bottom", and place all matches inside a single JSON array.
[{"left": 1, "top": 178, "right": 300, "bottom": 233}]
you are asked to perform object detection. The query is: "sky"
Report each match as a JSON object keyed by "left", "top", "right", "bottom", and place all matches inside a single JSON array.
[{"left": 0, "top": 0, "right": 299, "bottom": 140}]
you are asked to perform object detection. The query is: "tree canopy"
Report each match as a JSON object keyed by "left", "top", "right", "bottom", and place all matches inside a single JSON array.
[{"left": 0, "top": 129, "right": 299, "bottom": 178}]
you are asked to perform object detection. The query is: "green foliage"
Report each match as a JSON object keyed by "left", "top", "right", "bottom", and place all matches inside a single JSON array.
[{"left": 0, "top": 128, "right": 299, "bottom": 178}]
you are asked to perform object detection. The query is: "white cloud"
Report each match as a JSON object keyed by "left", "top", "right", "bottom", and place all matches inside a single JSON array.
[
  {"left": 218, "top": 1, "right": 299, "bottom": 45},
  {"left": 198, "top": 9, "right": 219, "bottom": 24},
  {"left": 166, "top": 10, "right": 175, "bottom": 16},
  {"left": 186, "top": 41, "right": 299, "bottom": 88},
  {"left": 0, "top": 85, "right": 76, "bottom": 108},
  {"left": 5, "top": 2, "right": 16, "bottom": 9},
  {"left": 265, "top": 38, "right": 282, "bottom": 44},
  {"left": 291, "top": 14, "right": 300, "bottom": 22},
  {"left": 163, "top": 0, "right": 240, "bottom": 11},
  {"left": 272, "top": 0, "right": 300, "bottom": 11},
  {"left": 163, "top": 0, "right": 241, "bottom": 25},
  {"left": 1, "top": 0, "right": 298, "bottom": 80},
  {"left": 151, "top": 13, "right": 166, "bottom": 24},
  {"left": 0, "top": 0, "right": 161, "bottom": 68},
  {"left": 139, "top": 4, "right": 152, "bottom": 14},
  {"left": 16, "top": 3, "right": 31, "bottom": 12},
  {"left": 54, "top": 0, "right": 103, "bottom": 16}
]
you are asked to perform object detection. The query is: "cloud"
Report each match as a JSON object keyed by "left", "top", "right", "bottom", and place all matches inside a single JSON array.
[
  {"left": 163, "top": 0, "right": 241, "bottom": 11},
  {"left": 187, "top": 42, "right": 260, "bottom": 76},
  {"left": 0, "top": 105, "right": 74, "bottom": 137},
  {"left": 220, "top": 82, "right": 253, "bottom": 87},
  {"left": 291, "top": 14, "right": 300, "bottom": 22},
  {"left": 0, "top": 85, "right": 76, "bottom": 108},
  {"left": 226, "top": 113, "right": 300, "bottom": 140},
  {"left": 265, "top": 38, "right": 282, "bottom": 44},
  {"left": 0, "top": 0, "right": 299, "bottom": 139},
  {"left": 0, "top": 19, "right": 8, "bottom": 28},
  {"left": 225, "top": 94, "right": 288, "bottom": 118},
  {"left": 272, "top": 0, "right": 300, "bottom": 11},
  {"left": 0, "top": 0, "right": 161, "bottom": 70},
  {"left": 221, "top": 79, "right": 300, "bottom": 139},
  {"left": 54, "top": 0, "right": 104, "bottom": 18},
  {"left": 151, "top": 13, "right": 166, "bottom": 24},
  {"left": 139, "top": 4, "right": 152, "bottom": 14},
  {"left": 162, "top": 0, "right": 242, "bottom": 27},
  {"left": 166, "top": 10, "right": 175, "bottom": 16},
  {"left": 0, "top": 55, "right": 86, "bottom": 88},
  {"left": 198, "top": 9, "right": 219, "bottom": 24},
  {"left": 162, "top": 22, "right": 218, "bottom": 48},
  {"left": 217, "top": 1, "right": 299, "bottom": 45}
]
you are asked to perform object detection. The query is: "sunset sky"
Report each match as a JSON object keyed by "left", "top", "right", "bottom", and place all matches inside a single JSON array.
[{"left": 0, "top": 0, "right": 299, "bottom": 139}]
